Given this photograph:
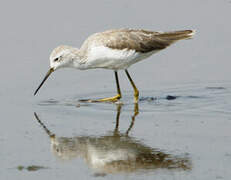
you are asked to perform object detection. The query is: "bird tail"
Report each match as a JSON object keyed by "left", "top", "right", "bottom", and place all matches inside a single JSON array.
[{"left": 157, "top": 30, "right": 195, "bottom": 43}]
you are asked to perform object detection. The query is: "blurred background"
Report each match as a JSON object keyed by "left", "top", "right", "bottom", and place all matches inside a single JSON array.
[{"left": 0, "top": 1, "right": 230, "bottom": 180}]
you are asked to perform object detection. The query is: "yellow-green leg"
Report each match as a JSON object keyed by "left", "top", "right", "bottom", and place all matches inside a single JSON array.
[
  {"left": 125, "top": 69, "right": 139, "bottom": 103},
  {"left": 79, "top": 71, "right": 122, "bottom": 103}
]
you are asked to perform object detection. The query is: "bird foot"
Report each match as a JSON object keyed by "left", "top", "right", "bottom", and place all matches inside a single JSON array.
[{"left": 79, "top": 94, "right": 121, "bottom": 103}]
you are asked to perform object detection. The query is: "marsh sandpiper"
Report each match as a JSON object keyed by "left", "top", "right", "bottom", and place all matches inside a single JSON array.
[{"left": 34, "top": 29, "right": 195, "bottom": 103}]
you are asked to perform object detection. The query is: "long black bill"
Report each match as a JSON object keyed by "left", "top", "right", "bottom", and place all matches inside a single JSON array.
[{"left": 34, "top": 68, "right": 54, "bottom": 96}]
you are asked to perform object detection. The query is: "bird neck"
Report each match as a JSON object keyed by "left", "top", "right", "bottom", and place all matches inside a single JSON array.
[{"left": 71, "top": 49, "right": 88, "bottom": 70}]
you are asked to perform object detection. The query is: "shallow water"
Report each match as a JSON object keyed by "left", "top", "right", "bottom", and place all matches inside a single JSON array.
[{"left": 1, "top": 0, "right": 231, "bottom": 180}]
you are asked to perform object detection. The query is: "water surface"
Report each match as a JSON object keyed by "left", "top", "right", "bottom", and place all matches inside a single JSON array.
[{"left": 0, "top": 0, "right": 231, "bottom": 180}]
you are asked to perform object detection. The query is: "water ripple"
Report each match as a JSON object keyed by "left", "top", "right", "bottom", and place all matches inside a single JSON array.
[{"left": 37, "top": 83, "right": 231, "bottom": 116}]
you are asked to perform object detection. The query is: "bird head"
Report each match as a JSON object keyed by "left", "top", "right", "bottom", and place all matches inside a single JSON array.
[
  {"left": 49, "top": 45, "right": 77, "bottom": 70},
  {"left": 34, "top": 45, "right": 79, "bottom": 96}
]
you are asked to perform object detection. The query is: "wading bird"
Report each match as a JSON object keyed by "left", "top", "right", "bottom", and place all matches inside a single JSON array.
[{"left": 34, "top": 29, "right": 194, "bottom": 103}]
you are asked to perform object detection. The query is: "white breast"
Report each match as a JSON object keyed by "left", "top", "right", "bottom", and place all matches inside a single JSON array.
[{"left": 84, "top": 45, "right": 158, "bottom": 70}]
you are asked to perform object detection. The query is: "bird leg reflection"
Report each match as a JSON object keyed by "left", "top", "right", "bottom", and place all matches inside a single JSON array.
[
  {"left": 126, "top": 103, "right": 139, "bottom": 135},
  {"left": 114, "top": 104, "right": 122, "bottom": 133},
  {"left": 114, "top": 103, "right": 139, "bottom": 136}
]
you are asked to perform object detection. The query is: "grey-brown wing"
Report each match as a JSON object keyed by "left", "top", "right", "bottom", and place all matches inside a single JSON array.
[
  {"left": 82, "top": 29, "right": 194, "bottom": 53},
  {"left": 99, "top": 29, "right": 169, "bottom": 53}
]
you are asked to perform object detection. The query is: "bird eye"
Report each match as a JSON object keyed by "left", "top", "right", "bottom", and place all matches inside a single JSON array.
[{"left": 54, "top": 57, "right": 59, "bottom": 62}]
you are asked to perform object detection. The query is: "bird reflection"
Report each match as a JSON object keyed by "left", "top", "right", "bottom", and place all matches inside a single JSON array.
[{"left": 34, "top": 103, "right": 191, "bottom": 174}]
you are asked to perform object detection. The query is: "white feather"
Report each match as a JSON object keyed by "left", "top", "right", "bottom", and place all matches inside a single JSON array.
[{"left": 78, "top": 46, "right": 159, "bottom": 70}]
